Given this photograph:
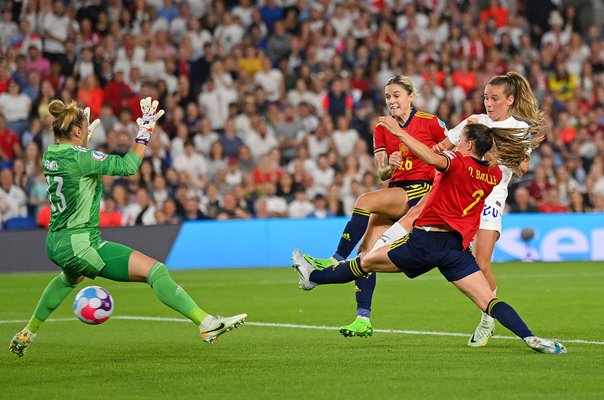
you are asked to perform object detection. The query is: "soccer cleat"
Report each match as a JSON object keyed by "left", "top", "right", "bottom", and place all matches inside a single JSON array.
[
  {"left": 303, "top": 254, "right": 337, "bottom": 270},
  {"left": 468, "top": 318, "right": 495, "bottom": 347},
  {"left": 524, "top": 336, "right": 567, "bottom": 354},
  {"left": 200, "top": 313, "right": 247, "bottom": 344},
  {"left": 291, "top": 249, "right": 317, "bottom": 290},
  {"left": 9, "top": 328, "right": 37, "bottom": 357},
  {"left": 340, "top": 317, "right": 373, "bottom": 338}
]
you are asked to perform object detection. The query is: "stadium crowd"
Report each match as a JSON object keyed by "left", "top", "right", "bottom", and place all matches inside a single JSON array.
[{"left": 0, "top": 0, "right": 603, "bottom": 230}]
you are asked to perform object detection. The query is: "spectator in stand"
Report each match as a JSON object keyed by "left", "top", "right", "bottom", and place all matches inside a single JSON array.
[
  {"left": 172, "top": 140, "right": 208, "bottom": 188},
  {"left": 275, "top": 172, "right": 297, "bottom": 203},
  {"left": 216, "top": 191, "right": 251, "bottom": 220},
  {"left": 0, "top": 114, "right": 21, "bottom": 166},
  {"left": 0, "top": 80, "right": 32, "bottom": 137},
  {"left": 214, "top": 12, "right": 245, "bottom": 53},
  {"left": 76, "top": 75, "right": 103, "bottom": 120},
  {"left": 307, "top": 121, "right": 334, "bottom": 161},
  {"left": 310, "top": 153, "right": 335, "bottom": 197},
  {"left": 219, "top": 119, "right": 245, "bottom": 159},
  {"left": 206, "top": 140, "right": 228, "bottom": 183},
  {"left": 288, "top": 188, "right": 314, "bottom": 218},
  {"left": 247, "top": 116, "right": 279, "bottom": 162},
  {"left": 254, "top": 55, "right": 285, "bottom": 103},
  {"left": 548, "top": 63, "right": 578, "bottom": 104},
  {"left": 198, "top": 78, "right": 236, "bottom": 132},
  {"left": 122, "top": 187, "right": 157, "bottom": 226},
  {"left": 193, "top": 117, "right": 219, "bottom": 157},
  {"left": 99, "top": 196, "right": 123, "bottom": 227},
  {"left": 332, "top": 115, "right": 360, "bottom": 157},
  {"left": 260, "top": 181, "right": 288, "bottom": 218},
  {"left": 253, "top": 153, "right": 282, "bottom": 187},
  {"left": 569, "top": 190, "right": 590, "bottom": 212},
  {"left": 527, "top": 165, "right": 553, "bottom": 206},
  {"left": 182, "top": 195, "right": 207, "bottom": 221},
  {"left": 323, "top": 77, "right": 353, "bottom": 121},
  {"left": 541, "top": 11, "right": 572, "bottom": 53},
  {"left": 26, "top": 45, "right": 50, "bottom": 77},
  {"left": 509, "top": 187, "right": 539, "bottom": 213},
  {"left": 0, "top": 168, "right": 28, "bottom": 225},
  {"left": 103, "top": 68, "right": 134, "bottom": 116},
  {"left": 28, "top": 170, "right": 49, "bottom": 218},
  {"left": 325, "top": 184, "right": 345, "bottom": 216},
  {"left": 307, "top": 194, "right": 334, "bottom": 219},
  {"left": 538, "top": 187, "right": 569, "bottom": 213},
  {"left": 161, "top": 198, "right": 182, "bottom": 224},
  {"left": 42, "top": 1, "right": 71, "bottom": 65}
]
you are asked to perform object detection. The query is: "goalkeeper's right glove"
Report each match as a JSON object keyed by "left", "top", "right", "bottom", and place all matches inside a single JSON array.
[{"left": 135, "top": 97, "right": 165, "bottom": 145}]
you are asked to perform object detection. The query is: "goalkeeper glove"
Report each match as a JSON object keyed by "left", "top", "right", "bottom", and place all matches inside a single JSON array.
[
  {"left": 84, "top": 107, "right": 101, "bottom": 144},
  {"left": 135, "top": 97, "right": 165, "bottom": 145}
]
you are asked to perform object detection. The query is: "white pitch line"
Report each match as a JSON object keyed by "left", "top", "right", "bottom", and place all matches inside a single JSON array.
[{"left": 1, "top": 316, "right": 602, "bottom": 346}]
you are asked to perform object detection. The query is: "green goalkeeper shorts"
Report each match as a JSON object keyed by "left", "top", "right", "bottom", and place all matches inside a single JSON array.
[{"left": 46, "top": 230, "right": 134, "bottom": 279}]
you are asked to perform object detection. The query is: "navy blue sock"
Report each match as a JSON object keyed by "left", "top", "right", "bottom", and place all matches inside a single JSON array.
[
  {"left": 334, "top": 208, "right": 370, "bottom": 260},
  {"left": 310, "top": 256, "right": 366, "bottom": 285},
  {"left": 355, "top": 273, "right": 376, "bottom": 318},
  {"left": 487, "top": 299, "right": 533, "bottom": 339}
]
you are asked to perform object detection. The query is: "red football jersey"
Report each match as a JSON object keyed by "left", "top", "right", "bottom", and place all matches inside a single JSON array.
[
  {"left": 374, "top": 110, "right": 447, "bottom": 182},
  {"left": 415, "top": 150, "right": 503, "bottom": 248}
]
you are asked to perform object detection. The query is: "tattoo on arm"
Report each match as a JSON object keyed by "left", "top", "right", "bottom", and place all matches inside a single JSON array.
[{"left": 375, "top": 151, "right": 392, "bottom": 181}]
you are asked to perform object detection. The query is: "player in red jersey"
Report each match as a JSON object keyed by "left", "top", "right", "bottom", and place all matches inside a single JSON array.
[
  {"left": 304, "top": 75, "right": 447, "bottom": 337},
  {"left": 374, "top": 72, "right": 545, "bottom": 347},
  {"left": 291, "top": 122, "right": 566, "bottom": 354}
]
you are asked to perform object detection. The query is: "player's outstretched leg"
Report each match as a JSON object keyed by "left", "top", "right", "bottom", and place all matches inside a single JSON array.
[
  {"left": 200, "top": 314, "right": 248, "bottom": 344},
  {"left": 8, "top": 272, "right": 80, "bottom": 357}
]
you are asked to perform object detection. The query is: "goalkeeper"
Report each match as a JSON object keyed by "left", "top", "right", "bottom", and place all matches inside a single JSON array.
[{"left": 9, "top": 98, "right": 246, "bottom": 357}]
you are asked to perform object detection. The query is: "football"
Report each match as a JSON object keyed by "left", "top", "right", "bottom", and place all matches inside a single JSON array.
[{"left": 73, "top": 286, "right": 114, "bottom": 325}]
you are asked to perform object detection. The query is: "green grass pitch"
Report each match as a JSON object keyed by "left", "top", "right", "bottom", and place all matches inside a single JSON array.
[{"left": 1, "top": 262, "right": 603, "bottom": 400}]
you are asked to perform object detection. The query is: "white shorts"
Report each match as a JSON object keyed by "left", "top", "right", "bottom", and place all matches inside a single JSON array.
[{"left": 479, "top": 168, "right": 510, "bottom": 233}]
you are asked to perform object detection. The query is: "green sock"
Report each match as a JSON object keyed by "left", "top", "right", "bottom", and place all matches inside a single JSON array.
[
  {"left": 147, "top": 262, "right": 208, "bottom": 325},
  {"left": 26, "top": 273, "right": 78, "bottom": 333}
]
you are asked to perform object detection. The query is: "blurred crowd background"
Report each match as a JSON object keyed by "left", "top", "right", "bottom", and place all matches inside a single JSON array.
[{"left": 1, "top": 0, "right": 604, "bottom": 230}]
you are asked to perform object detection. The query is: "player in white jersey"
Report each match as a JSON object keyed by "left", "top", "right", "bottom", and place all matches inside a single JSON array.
[{"left": 373, "top": 72, "right": 545, "bottom": 347}]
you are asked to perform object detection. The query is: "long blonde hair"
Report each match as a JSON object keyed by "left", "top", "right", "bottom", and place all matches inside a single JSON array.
[
  {"left": 48, "top": 99, "right": 86, "bottom": 142},
  {"left": 464, "top": 124, "right": 533, "bottom": 176},
  {"left": 488, "top": 71, "right": 545, "bottom": 149}
]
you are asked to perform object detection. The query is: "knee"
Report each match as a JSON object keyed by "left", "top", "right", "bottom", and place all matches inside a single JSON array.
[
  {"left": 61, "top": 272, "right": 84, "bottom": 286},
  {"left": 355, "top": 193, "right": 369, "bottom": 209},
  {"left": 147, "top": 262, "right": 168, "bottom": 286}
]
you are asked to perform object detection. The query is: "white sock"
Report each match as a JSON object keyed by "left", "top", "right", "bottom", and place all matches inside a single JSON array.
[
  {"left": 357, "top": 316, "right": 370, "bottom": 322},
  {"left": 371, "top": 223, "right": 409, "bottom": 252}
]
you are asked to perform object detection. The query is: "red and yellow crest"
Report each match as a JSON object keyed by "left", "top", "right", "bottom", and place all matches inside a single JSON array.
[{"left": 399, "top": 143, "right": 409, "bottom": 156}]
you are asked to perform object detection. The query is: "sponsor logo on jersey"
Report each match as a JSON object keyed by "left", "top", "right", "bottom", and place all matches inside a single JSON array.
[
  {"left": 44, "top": 160, "right": 58, "bottom": 171},
  {"left": 91, "top": 150, "right": 108, "bottom": 161}
]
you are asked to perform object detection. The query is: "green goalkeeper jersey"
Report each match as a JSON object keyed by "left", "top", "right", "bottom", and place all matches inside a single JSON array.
[{"left": 42, "top": 144, "right": 141, "bottom": 232}]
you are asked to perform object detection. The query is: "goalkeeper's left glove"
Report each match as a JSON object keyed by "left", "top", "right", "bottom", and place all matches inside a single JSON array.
[{"left": 84, "top": 107, "right": 101, "bottom": 144}]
